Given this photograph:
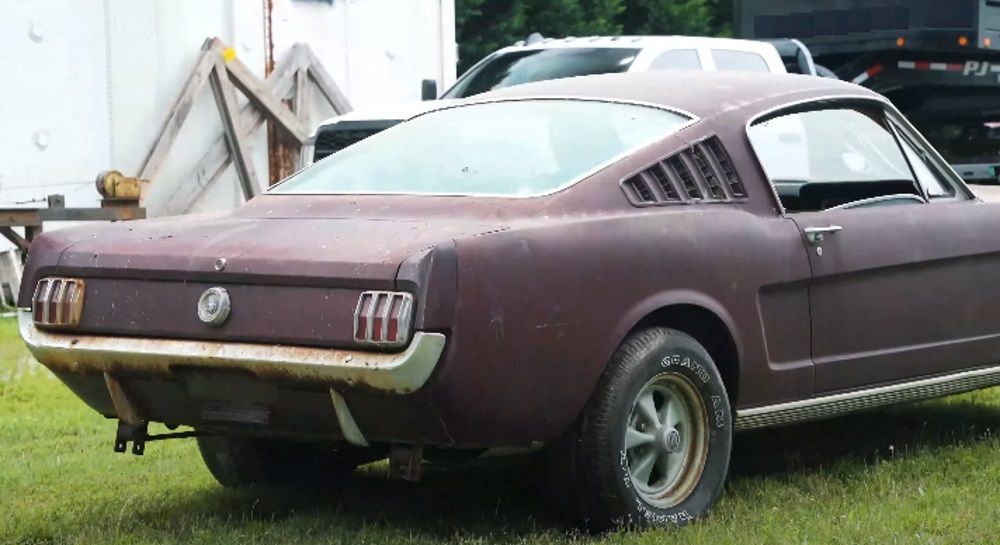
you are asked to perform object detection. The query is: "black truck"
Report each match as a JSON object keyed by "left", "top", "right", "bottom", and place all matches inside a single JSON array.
[{"left": 737, "top": 0, "right": 1000, "bottom": 183}]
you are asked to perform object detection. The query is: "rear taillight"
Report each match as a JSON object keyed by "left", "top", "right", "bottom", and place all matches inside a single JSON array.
[
  {"left": 354, "top": 291, "right": 413, "bottom": 347},
  {"left": 32, "top": 277, "right": 86, "bottom": 328}
]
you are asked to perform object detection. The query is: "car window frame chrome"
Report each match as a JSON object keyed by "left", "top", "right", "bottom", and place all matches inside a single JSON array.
[
  {"left": 883, "top": 109, "right": 976, "bottom": 203},
  {"left": 744, "top": 94, "right": 939, "bottom": 218},
  {"left": 826, "top": 192, "right": 927, "bottom": 211},
  {"left": 266, "top": 96, "right": 701, "bottom": 200}
]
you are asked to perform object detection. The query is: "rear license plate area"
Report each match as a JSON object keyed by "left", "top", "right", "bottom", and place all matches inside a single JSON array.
[{"left": 173, "top": 367, "right": 277, "bottom": 425}]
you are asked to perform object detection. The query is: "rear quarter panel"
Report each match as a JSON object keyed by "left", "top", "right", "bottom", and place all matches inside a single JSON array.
[{"left": 427, "top": 204, "right": 812, "bottom": 445}]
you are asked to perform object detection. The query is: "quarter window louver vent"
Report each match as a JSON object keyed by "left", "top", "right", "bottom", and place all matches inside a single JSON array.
[
  {"left": 705, "top": 137, "right": 746, "bottom": 197},
  {"left": 691, "top": 145, "right": 725, "bottom": 199},
  {"left": 620, "top": 136, "right": 747, "bottom": 206},
  {"left": 649, "top": 163, "right": 680, "bottom": 200},
  {"left": 624, "top": 175, "right": 656, "bottom": 203},
  {"left": 666, "top": 156, "right": 701, "bottom": 200}
]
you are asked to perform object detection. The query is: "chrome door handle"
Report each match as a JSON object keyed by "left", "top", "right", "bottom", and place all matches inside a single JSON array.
[{"left": 803, "top": 225, "right": 842, "bottom": 244}]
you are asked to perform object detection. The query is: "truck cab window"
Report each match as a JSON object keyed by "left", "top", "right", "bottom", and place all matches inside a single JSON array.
[
  {"left": 711, "top": 50, "right": 769, "bottom": 72},
  {"left": 749, "top": 107, "right": 923, "bottom": 212},
  {"left": 650, "top": 49, "right": 701, "bottom": 70},
  {"left": 442, "top": 48, "right": 640, "bottom": 99}
]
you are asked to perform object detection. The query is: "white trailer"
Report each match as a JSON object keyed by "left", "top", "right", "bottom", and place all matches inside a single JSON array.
[{"left": 0, "top": 0, "right": 456, "bottom": 227}]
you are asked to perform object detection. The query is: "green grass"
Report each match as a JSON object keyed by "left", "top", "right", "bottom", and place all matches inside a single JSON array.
[{"left": 3, "top": 316, "right": 1000, "bottom": 544}]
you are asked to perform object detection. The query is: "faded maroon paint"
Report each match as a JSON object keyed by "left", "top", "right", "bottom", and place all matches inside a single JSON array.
[
  {"left": 73, "top": 278, "right": 368, "bottom": 348},
  {"left": 22, "top": 71, "right": 974, "bottom": 446},
  {"left": 796, "top": 201, "right": 1000, "bottom": 393}
]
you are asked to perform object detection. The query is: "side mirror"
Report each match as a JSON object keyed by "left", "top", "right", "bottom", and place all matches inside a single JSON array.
[{"left": 421, "top": 79, "right": 438, "bottom": 101}]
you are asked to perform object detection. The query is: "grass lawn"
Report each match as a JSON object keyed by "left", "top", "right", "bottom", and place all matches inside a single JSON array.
[{"left": 3, "top": 316, "right": 1000, "bottom": 544}]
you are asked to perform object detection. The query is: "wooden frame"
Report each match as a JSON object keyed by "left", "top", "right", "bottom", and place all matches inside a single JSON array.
[{"left": 138, "top": 37, "right": 351, "bottom": 215}]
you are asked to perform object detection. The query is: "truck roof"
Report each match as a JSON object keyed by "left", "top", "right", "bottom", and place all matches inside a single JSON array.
[
  {"left": 477, "top": 69, "right": 880, "bottom": 120},
  {"left": 503, "top": 35, "right": 780, "bottom": 56},
  {"left": 315, "top": 36, "right": 786, "bottom": 130}
]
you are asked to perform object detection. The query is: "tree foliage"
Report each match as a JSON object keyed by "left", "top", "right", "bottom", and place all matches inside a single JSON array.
[{"left": 455, "top": 0, "right": 732, "bottom": 71}]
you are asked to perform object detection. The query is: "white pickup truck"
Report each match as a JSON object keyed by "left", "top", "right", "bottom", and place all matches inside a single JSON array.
[{"left": 305, "top": 35, "right": 787, "bottom": 163}]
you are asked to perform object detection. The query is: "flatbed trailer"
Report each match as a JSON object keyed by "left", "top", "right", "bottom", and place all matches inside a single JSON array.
[{"left": 737, "top": 0, "right": 1000, "bottom": 183}]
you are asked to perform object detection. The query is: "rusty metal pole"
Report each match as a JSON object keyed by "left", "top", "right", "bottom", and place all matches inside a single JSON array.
[{"left": 264, "top": 0, "right": 299, "bottom": 186}]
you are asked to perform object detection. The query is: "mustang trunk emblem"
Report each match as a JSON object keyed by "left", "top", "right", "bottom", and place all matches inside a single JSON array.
[{"left": 197, "top": 287, "right": 231, "bottom": 325}]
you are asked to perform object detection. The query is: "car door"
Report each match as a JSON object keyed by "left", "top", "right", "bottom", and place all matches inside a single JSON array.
[{"left": 749, "top": 100, "right": 1000, "bottom": 393}]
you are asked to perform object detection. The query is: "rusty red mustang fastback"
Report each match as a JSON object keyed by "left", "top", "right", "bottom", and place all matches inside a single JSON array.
[{"left": 18, "top": 71, "right": 1000, "bottom": 529}]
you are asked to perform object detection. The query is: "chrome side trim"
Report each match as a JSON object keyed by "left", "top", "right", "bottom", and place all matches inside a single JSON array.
[
  {"left": 883, "top": 108, "right": 977, "bottom": 201},
  {"left": 330, "top": 389, "right": 370, "bottom": 447},
  {"left": 735, "top": 364, "right": 1000, "bottom": 431},
  {"left": 412, "top": 95, "right": 701, "bottom": 126},
  {"left": 826, "top": 193, "right": 926, "bottom": 211},
  {"left": 18, "top": 310, "right": 446, "bottom": 394}
]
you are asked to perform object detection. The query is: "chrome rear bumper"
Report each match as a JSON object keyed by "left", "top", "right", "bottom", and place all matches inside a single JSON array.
[{"left": 18, "top": 309, "right": 446, "bottom": 394}]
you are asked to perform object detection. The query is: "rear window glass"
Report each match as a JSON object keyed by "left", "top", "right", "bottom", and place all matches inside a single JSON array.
[
  {"left": 650, "top": 49, "right": 702, "bottom": 70},
  {"left": 712, "top": 50, "right": 769, "bottom": 72},
  {"left": 271, "top": 100, "right": 691, "bottom": 197}
]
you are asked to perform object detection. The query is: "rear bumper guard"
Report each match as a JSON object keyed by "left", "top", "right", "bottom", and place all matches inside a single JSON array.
[{"left": 17, "top": 309, "right": 447, "bottom": 394}]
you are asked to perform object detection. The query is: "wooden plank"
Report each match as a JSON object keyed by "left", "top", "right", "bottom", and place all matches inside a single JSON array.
[
  {"left": 151, "top": 42, "right": 352, "bottom": 214},
  {"left": 226, "top": 55, "right": 309, "bottom": 143},
  {"left": 295, "top": 64, "right": 310, "bottom": 121},
  {"left": 24, "top": 226, "right": 43, "bottom": 248},
  {"left": 37, "top": 206, "right": 146, "bottom": 222},
  {"left": 0, "top": 206, "right": 141, "bottom": 253},
  {"left": 208, "top": 57, "right": 260, "bottom": 201},
  {"left": 137, "top": 38, "right": 217, "bottom": 184},
  {"left": 0, "top": 209, "right": 42, "bottom": 228},
  {"left": 292, "top": 64, "right": 311, "bottom": 172},
  {"left": 156, "top": 46, "right": 303, "bottom": 216},
  {"left": 0, "top": 227, "right": 29, "bottom": 253},
  {"left": 302, "top": 46, "right": 352, "bottom": 114}
]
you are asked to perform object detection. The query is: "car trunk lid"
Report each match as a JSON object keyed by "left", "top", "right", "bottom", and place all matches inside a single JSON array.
[
  {"left": 55, "top": 212, "right": 501, "bottom": 288},
  {"left": 37, "top": 211, "right": 505, "bottom": 348}
]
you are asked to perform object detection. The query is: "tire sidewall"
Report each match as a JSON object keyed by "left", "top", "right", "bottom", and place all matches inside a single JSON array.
[{"left": 610, "top": 332, "right": 733, "bottom": 528}]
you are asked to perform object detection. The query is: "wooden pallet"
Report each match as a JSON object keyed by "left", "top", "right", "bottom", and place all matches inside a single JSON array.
[{"left": 139, "top": 37, "right": 351, "bottom": 215}]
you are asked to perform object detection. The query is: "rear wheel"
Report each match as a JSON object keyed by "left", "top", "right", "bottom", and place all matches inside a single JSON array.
[
  {"left": 549, "top": 327, "right": 733, "bottom": 530},
  {"left": 197, "top": 435, "right": 380, "bottom": 488}
]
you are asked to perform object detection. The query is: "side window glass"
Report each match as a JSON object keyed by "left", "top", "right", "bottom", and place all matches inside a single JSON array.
[
  {"left": 749, "top": 107, "right": 923, "bottom": 212},
  {"left": 893, "top": 126, "right": 957, "bottom": 199},
  {"left": 650, "top": 49, "right": 702, "bottom": 70},
  {"left": 712, "top": 50, "right": 769, "bottom": 72}
]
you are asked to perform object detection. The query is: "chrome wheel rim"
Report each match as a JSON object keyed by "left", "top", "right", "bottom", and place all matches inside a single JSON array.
[{"left": 625, "top": 372, "right": 709, "bottom": 508}]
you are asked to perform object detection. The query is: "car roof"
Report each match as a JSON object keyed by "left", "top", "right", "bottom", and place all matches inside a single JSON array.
[{"left": 473, "top": 70, "right": 884, "bottom": 120}]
